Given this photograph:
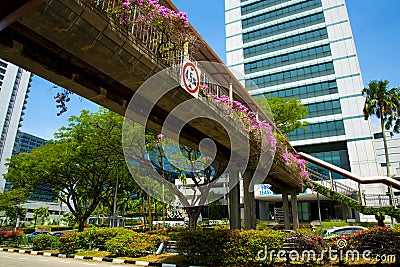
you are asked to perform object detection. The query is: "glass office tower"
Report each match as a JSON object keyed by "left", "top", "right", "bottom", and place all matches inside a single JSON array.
[
  {"left": 225, "top": 0, "right": 384, "bottom": 221},
  {"left": 225, "top": 0, "right": 380, "bottom": 178}
]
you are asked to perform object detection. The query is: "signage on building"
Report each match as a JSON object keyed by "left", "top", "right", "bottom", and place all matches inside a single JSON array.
[
  {"left": 259, "top": 184, "right": 275, "bottom": 196},
  {"left": 181, "top": 60, "right": 200, "bottom": 98}
]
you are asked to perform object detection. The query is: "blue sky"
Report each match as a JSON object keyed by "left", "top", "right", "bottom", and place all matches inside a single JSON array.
[{"left": 21, "top": 0, "right": 400, "bottom": 140}]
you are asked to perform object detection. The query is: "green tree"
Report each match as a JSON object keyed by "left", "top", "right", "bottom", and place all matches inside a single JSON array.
[
  {"left": 33, "top": 206, "right": 50, "bottom": 226},
  {"left": 5, "top": 109, "right": 137, "bottom": 231},
  {"left": 4, "top": 206, "right": 26, "bottom": 229},
  {"left": 362, "top": 80, "right": 400, "bottom": 177},
  {"left": 255, "top": 95, "right": 308, "bottom": 135}
]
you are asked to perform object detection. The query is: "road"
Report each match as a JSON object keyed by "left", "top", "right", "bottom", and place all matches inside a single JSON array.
[{"left": 0, "top": 251, "right": 145, "bottom": 267}]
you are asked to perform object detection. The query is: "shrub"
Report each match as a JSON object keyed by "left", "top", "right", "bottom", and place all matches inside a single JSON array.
[
  {"left": 348, "top": 226, "right": 400, "bottom": 256},
  {"left": 58, "top": 231, "right": 79, "bottom": 254},
  {"left": 105, "top": 230, "right": 165, "bottom": 257},
  {"left": 174, "top": 229, "right": 288, "bottom": 266},
  {"left": 33, "top": 234, "right": 59, "bottom": 250}
]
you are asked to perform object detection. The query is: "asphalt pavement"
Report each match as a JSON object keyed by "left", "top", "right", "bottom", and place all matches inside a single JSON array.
[{"left": 0, "top": 251, "right": 145, "bottom": 267}]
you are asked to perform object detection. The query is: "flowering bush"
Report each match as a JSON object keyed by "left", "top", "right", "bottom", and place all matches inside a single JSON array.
[{"left": 0, "top": 230, "right": 24, "bottom": 245}]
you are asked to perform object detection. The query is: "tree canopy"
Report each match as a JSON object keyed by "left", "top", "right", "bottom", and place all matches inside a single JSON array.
[
  {"left": 255, "top": 95, "right": 308, "bottom": 135},
  {"left": 5, "top": 109, "right": 138, "bottom": 231}
]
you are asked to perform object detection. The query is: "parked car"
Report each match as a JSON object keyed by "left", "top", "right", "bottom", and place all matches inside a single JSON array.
[
  {"left": 51, "top": 232, "right": 65, "bottom": 238},
  {"left": 29, "top": 231, "right": 50, "bottom": 237},
  {"left": 323, "top": 226, "right": 366, "bottom": 237}
]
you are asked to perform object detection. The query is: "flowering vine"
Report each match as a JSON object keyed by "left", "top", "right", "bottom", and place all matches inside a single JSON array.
[
  {"left": 93, "top": 0, "right": 193, "bottom": 56},
  {"left": 201, "top": 85, "right": 276, "bottom": 152},
  {"left": 200, "top": 85, "right": 310, "bottom": 181}
]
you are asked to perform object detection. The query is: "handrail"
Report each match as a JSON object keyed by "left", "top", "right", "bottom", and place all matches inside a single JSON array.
[{"left": 299, "top": 152, "right": 400, "bottom": 190}]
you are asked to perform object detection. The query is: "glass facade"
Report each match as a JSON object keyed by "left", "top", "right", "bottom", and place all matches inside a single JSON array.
[
  {"left": 244, "top": 28, "right": 328, "bottom": 58},
  {"left": 242, "top": 0, "right": 322, "bottom": 29},
  {"left": 244, "top": 44, "right": 331, "bottom": 74},
  {"left": 243, "top": 12, "right": 325, "bottom": 43},
  {"left": 267, "top": 80, "right": 338, "bottom": 99},
  {"left": 288, "top": 120, "right": 345, "bottom": 141},
  {"left": 226, "top": 0, "right": 375, "bottom": 183},
  {"left": 246, "top": 62, "right": 334, "bottom": 89}
]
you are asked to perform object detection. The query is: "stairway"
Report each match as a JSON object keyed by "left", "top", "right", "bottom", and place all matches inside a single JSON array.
[{"left": 299, "top": 153, "right": 400, "bottom": 220}]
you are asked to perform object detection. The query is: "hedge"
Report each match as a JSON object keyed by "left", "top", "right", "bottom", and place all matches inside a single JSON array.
[{"left": 174, "top": 229, "right": 288, "bottom": 266}]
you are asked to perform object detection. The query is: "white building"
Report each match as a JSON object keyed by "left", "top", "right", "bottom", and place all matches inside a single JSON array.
[
  {"left": 225, "top": 0, "right": 386, "bottom": 222},
  {"left": 372, "top": 127, "right": 400, "bottom": 178},
  {"left": 0, "top": 58, "right": 31, "bottom": 192}
]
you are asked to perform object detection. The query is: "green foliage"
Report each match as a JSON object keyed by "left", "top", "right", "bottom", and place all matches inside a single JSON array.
[
  {"left": 174, "top": 229, "right": 288, "bottom": 266},
  {"left": 105, "top": 229, "right": 164, "bottom": 257},
  {"left": 58, "top": 228, "right": 165, "bottom": 256},
  {"left": 0, "top": 189, "right": 28, "bottom": 211},
  {"left": 256, "top": 95, "right": 308, "bottom": 135},
  {"left": 58, "top": 231, "right": 79, "bottom": 254},
  {"left": 33, "top": 207, "right": 50, "bottom": 225},
  {"left": 33, "top": 234, "right": 59, "bottom": 250},
  {"left": 5, "top": 109, "right": 139, "bottom": 232}
]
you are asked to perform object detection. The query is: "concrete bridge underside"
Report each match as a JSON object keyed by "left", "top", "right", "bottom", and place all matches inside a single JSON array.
[{"left": 0, "top": 0, "right": 304, "bottom": 229}]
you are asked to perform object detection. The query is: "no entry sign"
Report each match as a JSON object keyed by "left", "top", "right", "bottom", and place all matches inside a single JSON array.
[{"left": 181, "top": 60, "right": 200, "bottom": 98}]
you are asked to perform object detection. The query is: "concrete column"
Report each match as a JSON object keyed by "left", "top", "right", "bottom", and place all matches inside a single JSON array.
[
  {"left": 243, "top": 170, "right": 256, "bottom": 230},
  {"left": 259, "top": 201, "right": 268, "bottom": 221},
  {"left": 291, "top": 189, "right": 299, "bottom": 229},
  {"left": 228, "top": 170, "right": 241, "bottom": 230},
  {"left": 282, "top": 191, "right": 290, "bottom": 230}
]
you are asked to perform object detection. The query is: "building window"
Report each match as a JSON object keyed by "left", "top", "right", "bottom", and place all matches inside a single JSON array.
[
  {"left": 373, "top": 132, "right": 383, "bottom": 139},
  {"left": 244, "top": 44, "right": 331, "bottom": 74},
  {"left": 244, "top": 28, "right": 328, "bottom": 59},
  {"left": 288, "top": 120, "right": 345, "bottom": 141},
  {"left": 242, "top": 0, "right": 322, "bottom": 29},
  {"left": 246, "top": 62, "right": 335, "bottom": 89},
  {"left": 241, "top": 0, "right": 289, "bottom": 16},
  {"left": 305, "top": 99, "right": 342, "bottom": 118},
  {"left": 243, "top": 12, "right": 325, "bottom": 43},
  {"left": 255, "top": 80, "right": 338, "bottom": 100}
]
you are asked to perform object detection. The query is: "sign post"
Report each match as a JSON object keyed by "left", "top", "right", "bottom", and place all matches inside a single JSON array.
[{"left": 181, "top": 60, "right": 201, "bottom": 98}]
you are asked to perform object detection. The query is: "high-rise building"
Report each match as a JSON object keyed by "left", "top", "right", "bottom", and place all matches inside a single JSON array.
[
  {"left": 225, "top": 0, "right": 384, "bottom": 221},
  {"left": 13, "top": 131, "right": 47, "bottom": 156},
  {"left": 4, "top": 131, "right": 47, "bottom": 194},
  {"left": 0, "top": 58, "right": 32, "bottom": 192}
]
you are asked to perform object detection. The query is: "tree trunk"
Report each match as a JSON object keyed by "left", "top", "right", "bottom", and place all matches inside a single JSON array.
[
  {"left": 141, "top": 196, "right": 147, "bottom": 230},
  {"left": 147, "top": 194, "right": 152, "bottom": 231},
  {"left": 186, "top": 206, "right": 202, "bottom": 231},
  {"left": 381, "top": 115, "right": 391, "bottom": 177},
  {"left": 78, "top": 218, "right": 86, "bottom": 232}
]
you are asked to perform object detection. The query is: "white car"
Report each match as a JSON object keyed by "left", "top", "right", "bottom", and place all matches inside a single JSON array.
[{"left": 323, "top": 226, "right": 366, "bottom": 237}]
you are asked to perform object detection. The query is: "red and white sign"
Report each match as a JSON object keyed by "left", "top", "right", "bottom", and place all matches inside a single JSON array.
[{"left": 181, "top": 60, "right": 201, "bottom": 98}]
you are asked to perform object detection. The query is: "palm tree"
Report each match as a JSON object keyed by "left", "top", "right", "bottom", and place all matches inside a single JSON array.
[{"left": 362, "top": 80, "right": 400, "bottom": 177}]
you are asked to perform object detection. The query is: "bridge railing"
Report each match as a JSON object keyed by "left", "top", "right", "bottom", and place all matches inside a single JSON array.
[{"left": 90, "top": 0, "right": 187, "bottom": 67}]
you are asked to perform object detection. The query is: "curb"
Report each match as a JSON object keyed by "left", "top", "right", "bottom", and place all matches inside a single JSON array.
[{"left": 0, "top": 247, "right": 197, "bottom": 267}]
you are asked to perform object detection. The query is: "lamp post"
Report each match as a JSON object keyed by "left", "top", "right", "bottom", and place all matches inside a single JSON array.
[{"left": 111, "top": 168, "right": 119, "bottom": 228}]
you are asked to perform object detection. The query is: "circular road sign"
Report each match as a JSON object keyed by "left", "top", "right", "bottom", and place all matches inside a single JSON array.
[{"left": 182, "top": 61, "right": 200, "bottom": 95}]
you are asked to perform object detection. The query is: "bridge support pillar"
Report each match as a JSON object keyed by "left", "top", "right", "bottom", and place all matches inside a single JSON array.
[
  {"left": 282, "top": 191, "right": 290, "bottom": 230},
  {"left": 291, "top": 189, "right": 299, "bottom": 229},
  {"left": 243, "top": 170, "right": 256, "bottom": 230},
  {"left": 228, "top": 170, "right": 241, "bottom": 230}
]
